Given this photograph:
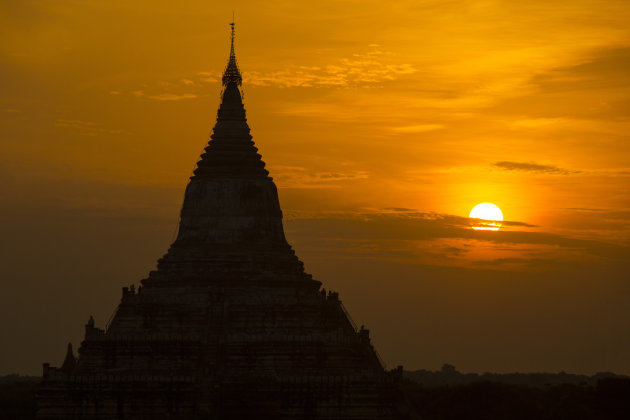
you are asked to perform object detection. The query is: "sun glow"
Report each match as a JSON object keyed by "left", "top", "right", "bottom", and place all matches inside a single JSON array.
[{"left": 469, "top": 203, "right": 503, "bottom": 231}]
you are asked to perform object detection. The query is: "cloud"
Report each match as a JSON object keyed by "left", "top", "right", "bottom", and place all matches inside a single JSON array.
[
  {"left": 502, "top": 220, "right": 538, "bottom": 228},
  {"left": 273, "top": 166, "right": 369, "bottom": 188},
  {"left": 127, "top": 89, "right": 198, "bottom": 101},
  {"left": 564, "top": 208, "right": 630, "bottom": 218},
  {"left": 284, "top": 210, "right": 629, "bottom": 268},
  {"left": 589, "top": 168, "right": 630, "bottom": 177},
  {"left": 181, "top": 47, "right": 416, "bottom": 90},
  {"left": 382, "top": 207, "right": 418, "bottom": 213},
  {"left": 492, "top": 161, "right": 576, "bottom": 175},
  {"left": 145, "top": 93, "right": 197, "bottom": 101},
  {"left": 390, "top": 124, "right": 445, "bottom": 133},
  {"left": 244, "top": 47, "right": 416, "bottom": 88},
  {"left": 533, "top": 46, "right": 630, "bottom": 94},
  {"left": 371, "top": 208, "right": 536, "bottom": 228},
  {"left": 54, "top": 119, "right": 126, "bottom": 137},
  {"left": 510, "top": 117, "right": 566, "bottom": 128},
  {"left": 196, "top": 71, "right": 220, "bottom": 83},
  {"left": 489, "top": 46, "right": 630, "bottom": 126}
]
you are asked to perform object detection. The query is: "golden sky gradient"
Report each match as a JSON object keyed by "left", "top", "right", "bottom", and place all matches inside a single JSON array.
[{"left": 1, "top": 1, "right": 629, "bottom": 375}]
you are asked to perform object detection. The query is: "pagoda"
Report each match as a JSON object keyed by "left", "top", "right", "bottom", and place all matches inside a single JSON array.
[{"left": 37, "top": 23, "right": 403, "bottom": 419}]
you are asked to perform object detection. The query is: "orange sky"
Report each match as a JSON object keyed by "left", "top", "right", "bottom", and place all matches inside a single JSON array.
[{"left": 1, "top": 0, "right": 629, "bottom": 375}]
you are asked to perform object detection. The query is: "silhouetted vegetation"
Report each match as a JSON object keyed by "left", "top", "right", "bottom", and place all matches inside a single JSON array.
[
  {"left": 405, "top": 364, "right": 624, "bottom": 388},
  {"left": 400, "top": 366, "right": 630, "bottom": 420},
  {"left": 399, "top": 377, "right": 630, "bottom": 419},
  {"left": 0, "top": 375, "right": 39, "bottom": 420},
  {"left": 2, "top": 372, "right": 630, "bottom": 419}
]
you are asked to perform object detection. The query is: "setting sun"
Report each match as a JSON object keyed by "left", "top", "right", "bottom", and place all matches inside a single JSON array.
[{"left": 469, "top": 203, "right": 503, "bottom": 231}]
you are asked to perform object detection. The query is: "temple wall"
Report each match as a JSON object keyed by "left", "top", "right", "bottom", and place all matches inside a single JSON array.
[{"left": 177, "top": 178, "right": 286, "bottom": 245}]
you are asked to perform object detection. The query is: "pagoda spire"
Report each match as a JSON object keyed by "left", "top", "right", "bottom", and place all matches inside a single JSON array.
[
  {"left": 222, "top": 20, "right": 242, "bottom": 86},
  {"left": 189, "top": 18, "right": 269, "bottom": 181}
]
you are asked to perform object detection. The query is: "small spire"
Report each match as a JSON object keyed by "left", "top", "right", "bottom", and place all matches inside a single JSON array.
[
  {"left": 222, "top": 19, "right": 242, "bottom": 87},
  {"left": 60, "top": 342, "right": 76, "bottom": 373}
]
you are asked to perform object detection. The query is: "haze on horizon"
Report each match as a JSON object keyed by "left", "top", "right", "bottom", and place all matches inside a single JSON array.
[{"left": 1, "top": 0, "right": 629, "bottom": 376}]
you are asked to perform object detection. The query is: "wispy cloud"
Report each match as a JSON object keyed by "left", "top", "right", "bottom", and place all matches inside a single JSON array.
[
  {"left": 122, "top": 47, "right": 416, "bottom": 97},
  {"left": 54, "top": 119, "right": 126, "bottom": 136},
  {"left": 245, "top": 48, "right": 416, "bottom": 88},
  {"left": 197, "top": 71, "right": 220, "bottom": 83},
  {"left": 273, "top": 165, "right": 368, "bottom": 188},
  {"left": 589, "top": 168, "right": 630, "bottom": 177},
  {"left": 285, "top": 210, "right": 629, "bottom": 269},
  {"left": 128, "top": 90, "right": 197, "bottom": 101},
  {"left": 145, "top": 93, "right": 197, "bottom": 101},
  {"left": 492, "top": 161, "right": 577, "bottom": 175},
  {"left": 533, "top": 46, "right": 630, "bottom": 94},
  {"left": 510, "top": 117, "right": 566, "bottom": 128},
  {"left": 389, "top": 124, "right": 445, "bottom": 133}
]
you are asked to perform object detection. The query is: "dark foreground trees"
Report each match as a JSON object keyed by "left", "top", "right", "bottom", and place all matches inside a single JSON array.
[
  {"left": 401, "top": 377, "right": 630, "bottom": 420},
  {"left": 1, "top": 375, "right": 629, "bottom": 419},
  {"left": 0, "top": 376, "right": 38, "bottom": 420}
]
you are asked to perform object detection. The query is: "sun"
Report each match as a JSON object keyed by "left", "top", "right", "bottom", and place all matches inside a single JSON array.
[{"left": 469, "top": 203, "right": 503, "bottom": 231}]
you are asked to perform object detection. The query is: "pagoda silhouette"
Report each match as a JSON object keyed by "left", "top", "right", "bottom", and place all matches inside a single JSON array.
[{"left": 38, "top": 23, "right": 402, "bottom": 420}]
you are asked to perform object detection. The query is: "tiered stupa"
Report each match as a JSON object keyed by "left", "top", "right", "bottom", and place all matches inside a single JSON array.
[{"left": 38, "top": 23, "right": 403, "bottom": 419}]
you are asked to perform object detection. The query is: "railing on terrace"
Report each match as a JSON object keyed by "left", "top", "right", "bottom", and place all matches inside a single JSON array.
[
  {"left": 339, "top": 301, "right": 387, "bottom": 370},
  {"left": 339, "top": 302, "right": 358, "bottom": 332},
  {"left": 105, "top": 307, "right": 118, "bottom": 332}
]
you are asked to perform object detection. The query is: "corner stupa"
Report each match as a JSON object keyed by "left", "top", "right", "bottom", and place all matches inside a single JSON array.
[{"left": 37, "top": 23, "right": 403, "bottom": 420}]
